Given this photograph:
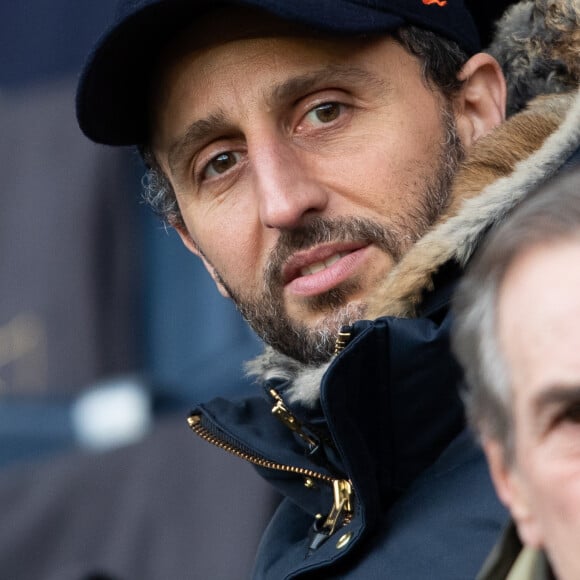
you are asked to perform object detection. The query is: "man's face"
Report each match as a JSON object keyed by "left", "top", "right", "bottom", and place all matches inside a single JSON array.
[
  {"left": 152, "top": 12, "right": 463, "bottom": 363},
  {"left": 496, "top": 239, "right": 580, "bottom": 580}
]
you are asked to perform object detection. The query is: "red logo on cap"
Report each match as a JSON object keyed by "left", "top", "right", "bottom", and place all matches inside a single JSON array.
[{"left": 422, "top": 0, "right": 447, "bottom": 6}]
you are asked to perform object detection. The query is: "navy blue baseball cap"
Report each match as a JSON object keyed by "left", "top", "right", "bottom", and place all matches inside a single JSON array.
[{"left": 76, "top": 0, "right": 508, "bottom": 146}]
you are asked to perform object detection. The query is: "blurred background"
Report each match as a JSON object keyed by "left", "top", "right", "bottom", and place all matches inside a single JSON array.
[
  {"left": 0, "top": 0, "right": 263, "bottom": 468},
  {"left": 0, "top": 3, "right": 274, "bottom": 578}
]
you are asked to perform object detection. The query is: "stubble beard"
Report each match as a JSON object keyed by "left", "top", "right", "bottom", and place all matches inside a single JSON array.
[{"left": 214, "top": 109, "right": 464, "bottom": 364}]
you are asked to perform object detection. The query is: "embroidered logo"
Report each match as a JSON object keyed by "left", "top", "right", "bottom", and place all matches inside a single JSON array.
[{"left": 422, "top": 0, "right": 447, "bottom": 6}]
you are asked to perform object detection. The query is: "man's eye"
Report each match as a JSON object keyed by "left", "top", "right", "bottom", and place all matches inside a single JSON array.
[
  {"left": 551, "top": 401, "right": 580, "bottom": 431},
  {"left": 563, "top": 402, "right": 580, "bottom": 424},
  {"left": 203, "top": 151, "right": 241, "bottom": 179},
  {"left": 306, "top": 102, "right": 342, "bottom": 125}
]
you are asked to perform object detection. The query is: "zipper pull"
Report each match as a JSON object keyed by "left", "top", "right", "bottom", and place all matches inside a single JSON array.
[
  {"left": 321, "top": 479, "right": 353, "bottom": 535},
  {"left": 307, "top": 479, "right": 354, "bottom": 555},
  {"left": 269, "top": 388, "right": 318, "bottom": 449}
]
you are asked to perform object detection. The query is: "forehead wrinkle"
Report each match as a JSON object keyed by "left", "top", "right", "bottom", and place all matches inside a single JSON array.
[
  {"left": 167, "top": 110, "right": 231, "bottom": 177},
  {"left": 265, "top": 65, "right": 391, "bottom": 109}
]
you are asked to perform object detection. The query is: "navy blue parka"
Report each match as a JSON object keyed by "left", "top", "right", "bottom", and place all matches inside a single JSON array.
[{"left": 191, "top": 264, "right": 507, "bottom": 579}]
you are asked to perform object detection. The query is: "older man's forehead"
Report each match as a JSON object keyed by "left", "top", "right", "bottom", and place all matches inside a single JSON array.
[{"left": 499, "top": 239, "right": 580, "bottom": 406}]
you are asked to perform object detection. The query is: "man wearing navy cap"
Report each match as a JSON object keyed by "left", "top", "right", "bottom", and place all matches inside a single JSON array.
[{"left": 77, "top": 0, "right": 580, "bottom": 578}]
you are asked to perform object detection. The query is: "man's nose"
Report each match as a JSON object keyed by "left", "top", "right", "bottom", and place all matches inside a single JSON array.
[{"left": 253, "top": 140, "right": 329, "bottom": 230}]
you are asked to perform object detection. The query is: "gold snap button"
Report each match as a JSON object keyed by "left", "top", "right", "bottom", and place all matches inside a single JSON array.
[
  {"left": 336, "top": 532, "right": 353, "bottom": 550},
  {"left": 304, "top": 477, "right": 316, "bottom": 489}
]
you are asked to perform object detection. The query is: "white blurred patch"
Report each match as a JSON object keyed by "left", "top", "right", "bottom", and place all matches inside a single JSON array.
[{"left": 72, "top": 377, "right": 152, "bottom": 451}]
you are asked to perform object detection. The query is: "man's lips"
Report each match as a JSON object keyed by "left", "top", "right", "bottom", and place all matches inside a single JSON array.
[{"left": 282, "top": 243, "right": 370, "bottom": 297}]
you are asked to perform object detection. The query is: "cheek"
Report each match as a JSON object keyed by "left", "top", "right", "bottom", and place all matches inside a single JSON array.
[
  {"left": 371, "top": 121, "right": 444, "bottom": 191},
  {"left": 536, "top": 466, "right": 580, "bottom": 570},
  {"left": 187, "top": 212, "right": 265, "bottom": 289},
  {"left": 318, "top": 129, "right": 437, "bottom": 214},
  {"left": 520, "top": 440, "right": 580, "bottom": 526},
  {"left": 541, "top": 455, "right": 580, "bottom": 512}
]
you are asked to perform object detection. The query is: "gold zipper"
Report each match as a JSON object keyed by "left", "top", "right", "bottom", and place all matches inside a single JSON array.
[
  {"left": 188, "top": 412, "right": 354, "bottom": 540},
  {"left": 267, "top": 388, "right": 354, "bottom": 536},
  {"left": 334, "top": 327, "right": 353, "bottom": 356},
  {"left": 269, "top": 388, "right": 319, "bottom": 449},
  {"left": 187, "top": 413, "right": 335, "bottom": 484}
]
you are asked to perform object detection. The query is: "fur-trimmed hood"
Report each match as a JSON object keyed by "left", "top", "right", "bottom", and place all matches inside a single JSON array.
[{"left": 247, "top": 0, "right": 580, "bottom": 406}]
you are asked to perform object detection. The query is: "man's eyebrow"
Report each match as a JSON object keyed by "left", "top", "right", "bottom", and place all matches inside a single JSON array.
[
  {"left": 267, "top": 65, "right": 389, "bottom": 109},
  {"left": 533, "top": 384, "right": 580, "bottom": 414},
  {"left": 168, "top": 110, "right": 232, "bottom": 177}
]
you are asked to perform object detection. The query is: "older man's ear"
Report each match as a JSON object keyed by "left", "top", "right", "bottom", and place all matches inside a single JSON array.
[
  {"left": 175, "top": 225, "right": 231, "bottom": 299},
  {"left": 482, "top": 437, "right": 544, "bottom": 549}
]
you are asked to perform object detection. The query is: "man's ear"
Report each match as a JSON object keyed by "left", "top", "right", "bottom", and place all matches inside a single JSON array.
[
  {"left": 453, "top": 53, "right": 507, "bottom": 150},
  {"left": 174, "top": 225, "right": 231, "bottom": 299},
  {"left": 482, "top": 437, "right": 543, "bottom": 549}
]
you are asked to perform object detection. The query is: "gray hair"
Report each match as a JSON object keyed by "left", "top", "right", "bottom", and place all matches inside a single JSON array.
[
  {"left": 141, "top": 147, "right": 184, "bottom": 228},
  {"left": 452, "top": 166, "right": 580, "bottom": 462},
  {"left": 140, "top": 25, "right": 469, "bottom": 227}
]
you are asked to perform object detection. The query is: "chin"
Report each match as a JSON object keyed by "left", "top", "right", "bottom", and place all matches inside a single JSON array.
[{"left": 308, "top": 300, "right": 368, "bottom": 334}]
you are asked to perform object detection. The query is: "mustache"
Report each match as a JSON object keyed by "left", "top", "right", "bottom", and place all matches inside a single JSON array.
[{"left": 264, "top": 216, "right": 404, "bottom": 287}]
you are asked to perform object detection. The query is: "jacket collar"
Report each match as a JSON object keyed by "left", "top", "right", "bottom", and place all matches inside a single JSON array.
[{"left": 477, "top": 522, "right": 555, "bottom": 580}]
